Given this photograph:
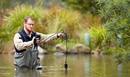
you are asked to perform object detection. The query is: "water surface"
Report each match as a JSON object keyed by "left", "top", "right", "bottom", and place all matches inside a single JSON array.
[{"left": 0, "top": 54, "right": 130, "bottom": 77}]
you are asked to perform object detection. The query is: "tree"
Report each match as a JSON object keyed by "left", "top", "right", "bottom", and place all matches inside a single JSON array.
[
  {"left": 62, "top": 0, "right": 100, "bottom": 14},
  {"left": 97, "top": 0, "right": 130, "bottom": 65}
]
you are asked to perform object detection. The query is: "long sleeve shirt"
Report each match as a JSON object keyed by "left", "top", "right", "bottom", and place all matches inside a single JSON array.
[{"left": 14, "top": 32, "right": 58, "bottom": 51}]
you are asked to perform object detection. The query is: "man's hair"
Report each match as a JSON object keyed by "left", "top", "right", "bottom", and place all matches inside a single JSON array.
[{"left": 23, "top": 16, "right": 34, "bottom": 23}]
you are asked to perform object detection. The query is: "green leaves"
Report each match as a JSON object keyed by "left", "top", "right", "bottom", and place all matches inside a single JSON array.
[
  {"left": 97, "top": 0, "right": 130, "bottom": 65},
  {"left": 62, "top": 0, "right": 100, "bottom": 14},
  {"left": 98, "top": 0, "right": 130, "bottom": 47}
]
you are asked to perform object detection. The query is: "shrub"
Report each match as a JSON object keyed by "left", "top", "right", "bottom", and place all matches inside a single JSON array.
[
  {"left": 87, "top": 25, "right": 106, "bottom": 50},
  {"left": 97, "top": 0, "right": 130, "bottom": 65}
]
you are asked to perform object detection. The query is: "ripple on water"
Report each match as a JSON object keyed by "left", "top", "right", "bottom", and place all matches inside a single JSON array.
[{"left": 0, "top": 66, "right": 11, "bottom": 69}]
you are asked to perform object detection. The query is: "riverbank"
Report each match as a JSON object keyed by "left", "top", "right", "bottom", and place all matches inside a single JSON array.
[{"left": 1, "top": 43, "right": 107, "bottom": 56}]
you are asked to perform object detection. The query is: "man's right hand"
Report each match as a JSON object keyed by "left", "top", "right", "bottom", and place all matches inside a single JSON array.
[
  {"left": 35, "top": 38, "right": 40, "bottom": 44},
  {"left": 31, "top": 37, "right": 40, "bottom": 45}
]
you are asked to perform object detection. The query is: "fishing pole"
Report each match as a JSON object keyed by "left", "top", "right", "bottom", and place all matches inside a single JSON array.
[{"left": 40, "top": 33, "right": 58, "bottom": 43}]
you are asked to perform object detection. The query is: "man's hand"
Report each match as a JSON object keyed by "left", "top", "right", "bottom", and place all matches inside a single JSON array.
[
  {"left": 35, "top": 38, "right": 40, "bottom": 44},
  {"left": 31, "top": 35, "right": 41, "bottom": 46},
  {"left": 58, "top": 31, "right": 68, "bottom": 41},
  {"left": 58, "top": 33, "right": 65, "bottom": 37}
]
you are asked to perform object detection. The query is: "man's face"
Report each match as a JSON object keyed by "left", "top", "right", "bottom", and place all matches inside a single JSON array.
[{"left": 24, "top": 18, "right": 34, "bottom": 32}]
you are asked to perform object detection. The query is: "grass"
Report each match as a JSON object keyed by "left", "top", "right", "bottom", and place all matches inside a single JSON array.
[{"left": 87, "top": 25, "right": 106, "bottom": 50}]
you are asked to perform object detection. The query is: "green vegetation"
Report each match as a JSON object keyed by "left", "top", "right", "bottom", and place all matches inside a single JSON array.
[
  {"left": 87, "top": 25, "right": 106, "bottom": 50},
  {"left": 97, "top": 0, "right": 130, "bottom": 65},
  {"left": 62, "top": 0, "right": 100, "bottom": 14}
]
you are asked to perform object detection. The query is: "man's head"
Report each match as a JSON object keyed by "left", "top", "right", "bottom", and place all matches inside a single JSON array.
[{"left": 23, "top": 16, "right": 34, "bottom": 34}]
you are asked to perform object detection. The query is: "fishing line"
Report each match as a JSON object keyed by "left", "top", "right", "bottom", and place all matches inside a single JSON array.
[
  {"left": 64, "top": 40, "right": 68, "bottom": 70},
  {"left": 61, "top": 31, "right": 68, "bottom": 71}
]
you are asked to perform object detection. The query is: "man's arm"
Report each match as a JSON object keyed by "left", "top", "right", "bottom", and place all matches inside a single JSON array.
[
  {"left": 14, "top": 33, "right": 33, "bottom": 50},
  {"left": 37, "top": 32, "right": 60, "bottom": 43}
]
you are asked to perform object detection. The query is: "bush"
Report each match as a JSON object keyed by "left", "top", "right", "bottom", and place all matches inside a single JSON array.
[
  {"left": 97, "top": 0, "right": 130, "bottom": 48},
  {"left": 62, "top": 0, "right": 100, "bottom": 14},
  {"left": 87, "top": 25, "right": 106, "bottom": 50},
  {"left": 97, "top": 0, "right": 130, "bottom": 65}
]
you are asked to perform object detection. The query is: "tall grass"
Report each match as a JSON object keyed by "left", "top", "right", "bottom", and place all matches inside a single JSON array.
[
  {"left": 0, "top": 3, "right": 43, "bottom": 52},
  {"left": 2, "top": 3, "right": 43, "bottom": 36},
  {"left": 87, "top": 25, "right": 106, "bottom": 50},
  {"left": 41, "top": 6, "right": 85, "bottom": 42}
]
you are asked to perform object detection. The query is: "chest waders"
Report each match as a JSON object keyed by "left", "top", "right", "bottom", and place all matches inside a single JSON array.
[
  {"left": 14, "top": 31, "right": 40, "bottom": 70},
  {"left": 14, "top": 47, "right": 39, "bottom": 70}
]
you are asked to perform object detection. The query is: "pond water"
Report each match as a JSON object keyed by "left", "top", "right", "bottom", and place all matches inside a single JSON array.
[{"left": 0, "top": 54, "right": 130, "bottom": 77}]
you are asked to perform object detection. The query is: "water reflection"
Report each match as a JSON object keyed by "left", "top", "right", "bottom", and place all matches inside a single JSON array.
[{"left": 14, "top": 70, "right": 40, "bottom": 77}]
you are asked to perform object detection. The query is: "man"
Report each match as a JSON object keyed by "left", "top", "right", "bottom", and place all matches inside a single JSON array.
[{"left": 14, "top": 16, "right": 65, "bottom": 70}]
